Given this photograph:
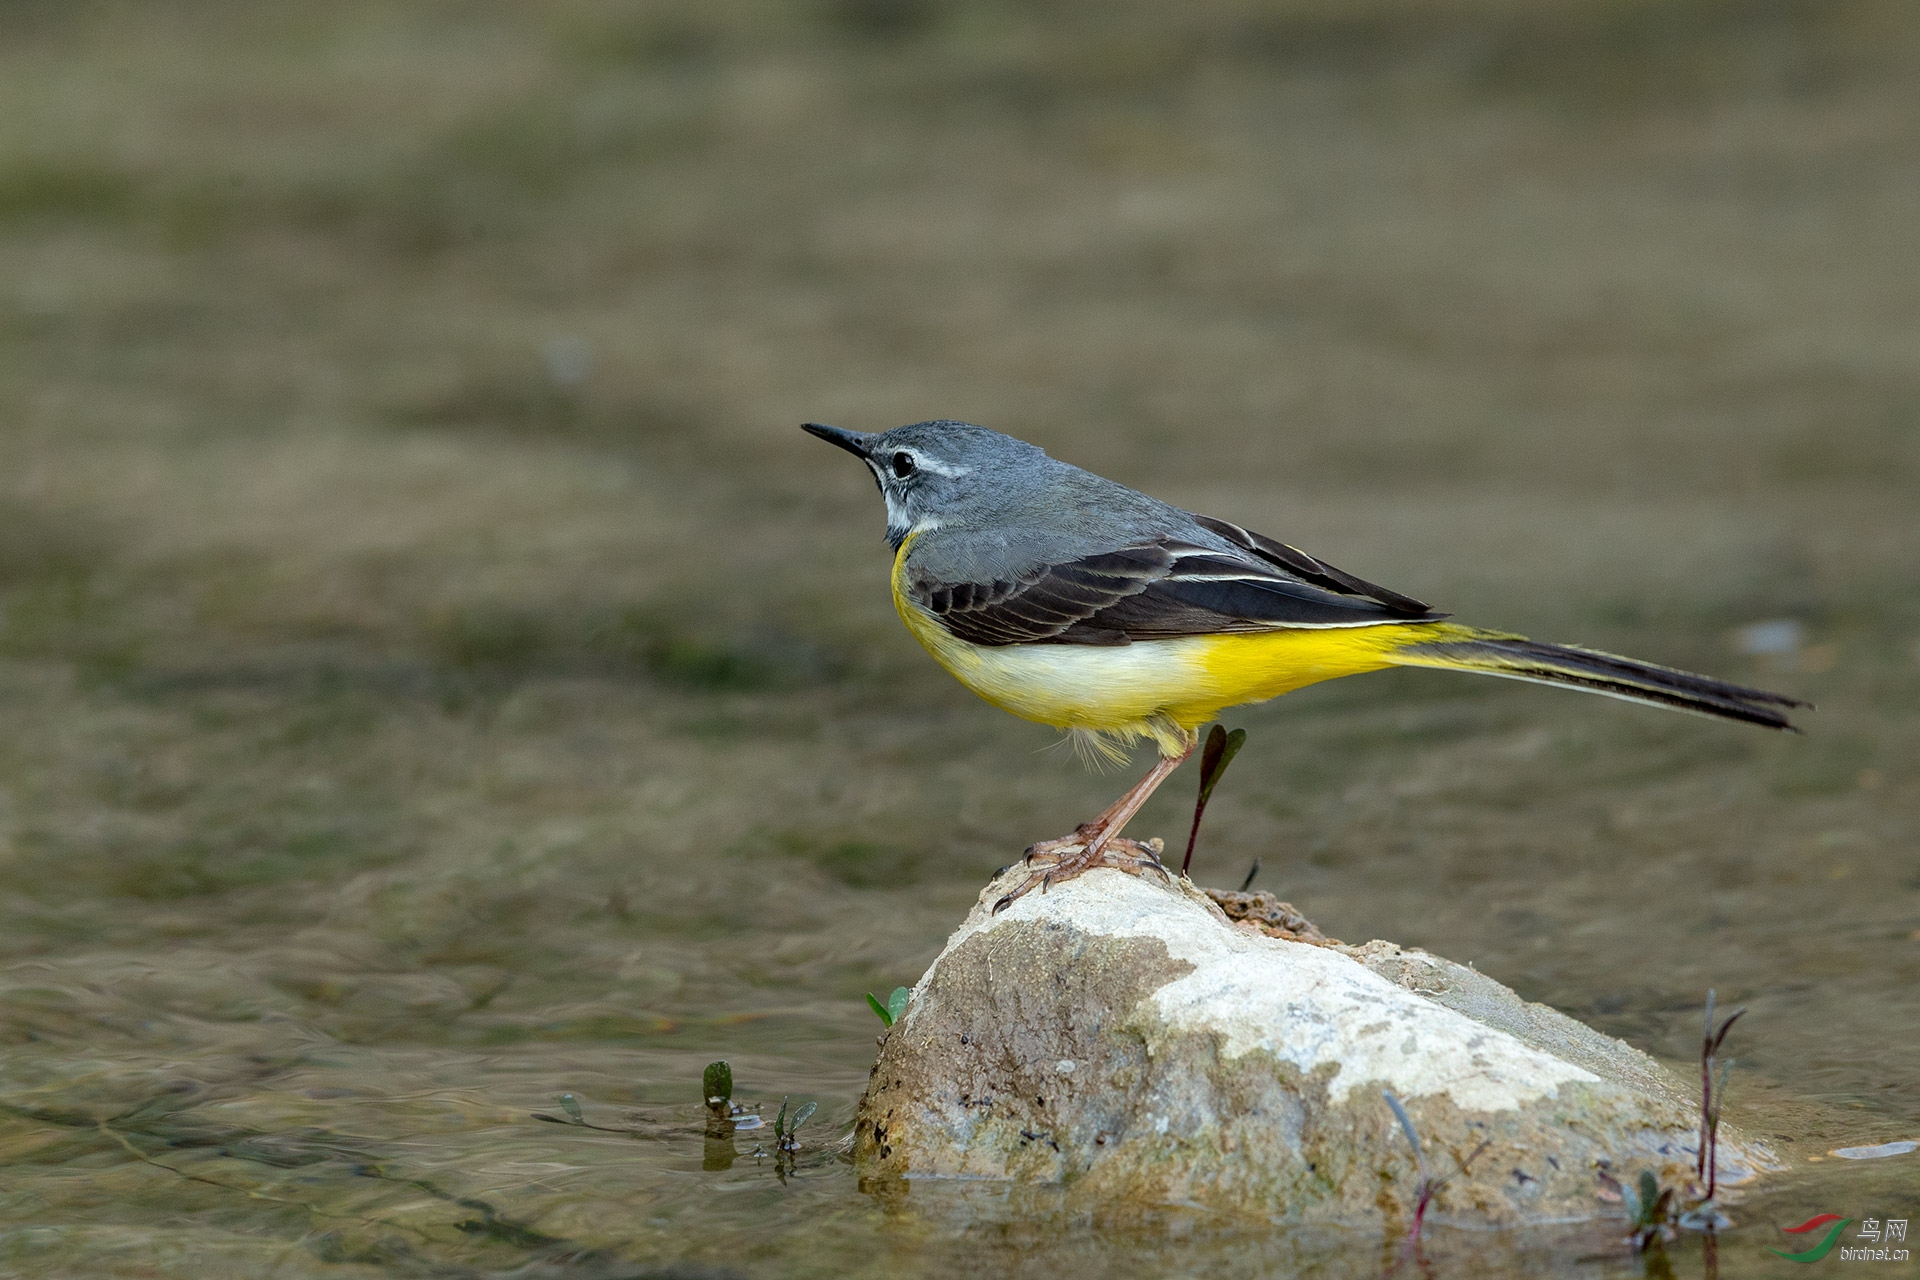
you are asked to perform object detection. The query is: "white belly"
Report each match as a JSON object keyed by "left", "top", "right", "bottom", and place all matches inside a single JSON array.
[{"left": 901, "top": 598, "right": 1210, "bottom": 731}]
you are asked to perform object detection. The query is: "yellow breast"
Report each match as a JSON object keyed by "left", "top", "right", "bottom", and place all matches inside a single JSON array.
[{"left": 890, "top": 535, "right": 1424, "bottom": 745}]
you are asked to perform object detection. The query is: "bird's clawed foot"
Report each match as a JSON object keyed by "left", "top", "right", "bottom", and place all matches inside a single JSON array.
[
  {"left": 990, "top": 737, "right": 1196, "bottom": 914},
  {"left": 990, "top": 832, "right": 1169, "bottom": 914}
]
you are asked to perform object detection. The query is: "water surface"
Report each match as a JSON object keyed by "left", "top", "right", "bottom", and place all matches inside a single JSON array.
[{"left": 1, "top": 4, "right": 1916, "bottom": 1276}]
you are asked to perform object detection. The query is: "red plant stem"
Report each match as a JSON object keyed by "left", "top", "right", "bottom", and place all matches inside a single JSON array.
[
  {"left": 1707, "top": 1108, "right": 1720, "bottom": 1201},
  {"left": 1180, "top": 799, "right": 1208, "bottom": 875},
  {"left": 1704, "top": 1043, "right": 1720, "bottom": 1182}
]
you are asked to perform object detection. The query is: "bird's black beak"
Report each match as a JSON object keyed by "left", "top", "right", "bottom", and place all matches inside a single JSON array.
[{"left": 801, "top": 422, "right": 873, "bottom": 459}]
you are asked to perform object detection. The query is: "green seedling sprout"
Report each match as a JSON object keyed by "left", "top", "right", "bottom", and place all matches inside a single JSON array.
[
  {"left": 772, "top": 1096, "right": 818, "bottom": 1153},
  {"left": 1607, "top": 1167, "right": 1676, "bottom": 1252},
  {"left": 1594, "top": 1161, "right": 1679, "bottom": 1250},
  {"left": 866, "top": 985, "right": 910, "bottom": 1028},
  {"left": 703, "top": 1061, "right": 734, "bottom": 1117},
  {"left": 702, "top": 1060, "right": 765, "bottom": 1131},
  {"left": 1182, "top": 725, "right": 1246, "bottom": 875},
  {"left": 1237, "top": 858, "right": 1260, "bottom": 892}
]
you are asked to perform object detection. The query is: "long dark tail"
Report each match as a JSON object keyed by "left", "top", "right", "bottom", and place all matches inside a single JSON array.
[{"left": 1385, "top": 625, "right": 1808, "bottom": 731}]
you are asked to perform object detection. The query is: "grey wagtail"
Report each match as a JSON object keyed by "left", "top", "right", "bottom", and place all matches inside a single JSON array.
[{"left": 803, "top": 419, "right": 1804, "bottom": 909}]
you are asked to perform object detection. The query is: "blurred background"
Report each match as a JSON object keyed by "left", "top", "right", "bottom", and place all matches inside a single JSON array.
[{"left": 0, "top": 2, "right": 1915, "bottom": 1276}]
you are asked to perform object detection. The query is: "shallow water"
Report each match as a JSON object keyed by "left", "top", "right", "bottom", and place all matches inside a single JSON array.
[{"left": 1, "top": 3, "right": 1917, "bottom": 1276}]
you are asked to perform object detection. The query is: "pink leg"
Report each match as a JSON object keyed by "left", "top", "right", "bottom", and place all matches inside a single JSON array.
[{"left": 992, "top": 733, "right": 1199, "bottom": 913}]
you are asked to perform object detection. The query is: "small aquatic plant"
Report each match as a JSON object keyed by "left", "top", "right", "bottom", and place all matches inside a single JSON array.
[
  {"left": 1181, "top": 724, "right": 1246, "bottom": 875},
  {"left": 1381, "top": 1090, "right": 1491, "bottom": 1245},
  {"left": 774, "top": 1096, "right": 818, "bottom": 1153},
  {"left": 1611, "top": 1168, "right": 1677, "bottom": 1252},
  {"left": 529, "top": 1092, "right": 631, "bottom": 1134},
  {"left": 866, "top": 986, "right": 910, "bottom": 1027},
  {"left": 703, "top": 1061, "right": 734, "bottom": 1117},
  {"left": 699, "top": 1060, "right": 767, "bottom": 1134},
  {"left": 1695, "top": 989, "right": 1745, "bottom": 1203},
  {"left": 529, "top": 1092, "right": 588, "bottom": 1127},
  {"left": 1596, "top": 990, "right": 1747, "bottom": 1258}
]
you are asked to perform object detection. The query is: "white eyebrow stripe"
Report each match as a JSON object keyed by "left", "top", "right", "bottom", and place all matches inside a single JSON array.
[{"left": 903, "top": 452, "right": 969, "bottom": 477}]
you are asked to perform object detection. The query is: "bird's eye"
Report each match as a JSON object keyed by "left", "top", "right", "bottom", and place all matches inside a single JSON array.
[{"left": 890, "top": 451, "right": 917, "bottom": 479}]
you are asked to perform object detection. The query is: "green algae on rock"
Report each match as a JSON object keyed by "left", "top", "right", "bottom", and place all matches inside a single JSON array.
[{"left": 853, "top": 867, "right": 1776, "bottom": 1226}]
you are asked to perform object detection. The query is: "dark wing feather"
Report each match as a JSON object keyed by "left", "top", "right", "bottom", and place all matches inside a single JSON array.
[
  {"left": 913, "top": 546, "right": 1172, "bottom": 647},
  {"left": 1190, "top": 514, "right": 1433, "bottom": 614},
  {"left": 908, "top": 528, "right": 1442, "bottom": 648}
]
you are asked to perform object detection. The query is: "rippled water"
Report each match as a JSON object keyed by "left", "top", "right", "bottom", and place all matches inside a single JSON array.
[{"left": 1, "top": 4, "right": 1917, "bottom": 1277}]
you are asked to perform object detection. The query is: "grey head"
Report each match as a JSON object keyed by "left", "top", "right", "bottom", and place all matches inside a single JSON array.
[
  {"left": 803, "top": 419, "right": 1055, "bottom": 549},
  {"left": 802, "top": 419, "right": 1208, "bottom": 582}
]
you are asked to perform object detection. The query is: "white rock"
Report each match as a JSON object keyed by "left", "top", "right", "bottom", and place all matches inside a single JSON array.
[
  {"left": 944, "top": 872, "right": 1598, "bottom": 1111},
  {"left": 855, "top": 866, "right": 1775, "bottom": 1225}
]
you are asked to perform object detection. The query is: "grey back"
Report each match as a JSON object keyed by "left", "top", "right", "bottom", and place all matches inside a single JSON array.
[{"left": 865, "top": 420, "right": 1240, "bottom": 583}]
